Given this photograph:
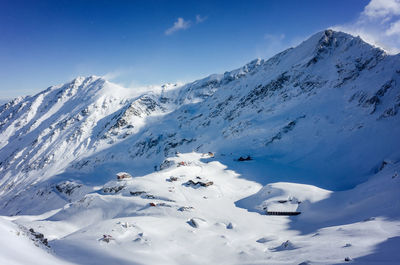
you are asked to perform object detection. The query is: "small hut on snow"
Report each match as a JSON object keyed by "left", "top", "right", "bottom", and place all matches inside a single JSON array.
[{"left": 116, "top": 172, "right": 132, "bottom": 180}]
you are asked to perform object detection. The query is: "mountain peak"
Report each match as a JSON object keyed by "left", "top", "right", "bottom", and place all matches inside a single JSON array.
[
  {"left": 259, "top": 29, "right": 387, "bottom": 75},
  {"left": 0, "top": 28, "right": 398, "bottom": 200},
  {"left": 306, "top": 29, "right": 385, "bottom": 56}
]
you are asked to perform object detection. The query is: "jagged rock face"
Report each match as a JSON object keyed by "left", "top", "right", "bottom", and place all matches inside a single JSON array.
[{"left": 0, "top": 30, "right": 399, "bottom": 211}]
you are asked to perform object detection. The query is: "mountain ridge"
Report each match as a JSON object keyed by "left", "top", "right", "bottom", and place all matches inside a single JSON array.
[
  {"left": 1, "top": 29, "right": 400, "bottom": 265},
  {"left": 0, "top": 29, "right": 399, "bottom": 212}
]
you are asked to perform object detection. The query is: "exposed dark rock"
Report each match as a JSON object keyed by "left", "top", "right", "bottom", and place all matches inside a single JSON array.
[
  {"left": 266, "top": 115, "right": 305, "bottom": 146},
  {"left": 130, "top": 191, "right": 146, "bottom": 196},
  {"left": 184, "top": 179, "right": 214, "bottom": 187},
  {"left": 237, "top": 156, "right": 252, "bottom": 161},
  {"left": 55, "top": 181, "right": 82, "bottom": 196},
  {"left": 166, "top": 176, "right": 178, "bottom": 182},
  {"left": 103, "top": 185, "right": 125, "bottom": 193},
  {"left": 178, "top": 206, "right": 194, "bottom": 212},
  {"left": 28, "top": 228, "right": 49, "bottom": 247}
]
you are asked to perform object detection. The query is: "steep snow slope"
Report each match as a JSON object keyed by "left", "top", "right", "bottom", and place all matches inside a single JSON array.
[
  {"left": 0, "top": 77, "right": 173, "bottom": 194},
  {"left": 0, "top": 29, "right": 400, "bottom": 263},
  {"left": 1, "top": 30, "right": 400, "bottom": 215},
  {"left": 0, "top": 216, "right": 74, "bottom": 265},
  {"left": 1, "top": 31, "right": 398, "bottom": 204}
]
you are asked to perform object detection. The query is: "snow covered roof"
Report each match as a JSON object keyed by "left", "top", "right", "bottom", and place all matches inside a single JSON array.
[{"left": 116, "top": 172, "right": 132, "bottom": 177}]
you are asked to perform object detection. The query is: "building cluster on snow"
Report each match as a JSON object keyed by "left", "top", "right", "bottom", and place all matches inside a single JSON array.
[{"left": 116, "top": 172, "right": 132, "bottom": 180}]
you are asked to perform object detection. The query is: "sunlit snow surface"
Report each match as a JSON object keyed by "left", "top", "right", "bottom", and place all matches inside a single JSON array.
[
  {"left": 1, "top": 30, "right": 400, "bottom": 264},
  {"left": 4, "top": 152, "right": 400, "bottom": 265}
]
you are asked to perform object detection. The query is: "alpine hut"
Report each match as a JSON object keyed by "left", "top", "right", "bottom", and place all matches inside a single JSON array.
[{"left": 116, "top": 172, "right": 132, "bottom": 180}]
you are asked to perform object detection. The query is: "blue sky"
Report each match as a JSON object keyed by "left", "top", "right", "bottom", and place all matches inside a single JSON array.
[{"left": 1, "top": 0, "right": 399, "bottom": 99}]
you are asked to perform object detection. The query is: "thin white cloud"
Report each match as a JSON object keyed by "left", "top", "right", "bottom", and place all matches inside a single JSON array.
[
  {"left": 165, "top": 17, "right": 191, "bottom": 35},
  {"left": 333, "top": 0, "right": 400, "bottom": 54},
  {"left": 386, "top": 20, "right": 400, "bottom": 35},
  {"left": 196, "top": 15, "right": 207, "bottom": 24},
  {"left": 264, "top": 33, "right": 285, "bottom": 41},
  {"left": 255, "top": 33, "right": 290, "bottom": 59},
  {"left": 255, "top": 31, "right": 313, "bottom": 60},
  {"left": 102, "top": 69, "right": 126, "bottom": 80},
  {"left": 363, "top": 0, "right": 400, "bottom": 18}
]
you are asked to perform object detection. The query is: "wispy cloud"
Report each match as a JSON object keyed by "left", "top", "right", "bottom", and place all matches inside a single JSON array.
[
  {"left": 102, "top": 69, "right": 127, "bottom": 80},
  {"left": 165, "top": 17, "right": 191, "bottom": 35},
  {"left": 363, "top": 0, "right": 400, "bottom": 18},
  {"left": 195, "top": 14, "right": 207, "bottom": 24},
  {"left": 260, "top": 33, "right": 286, "bottom": 56},
  {"left": 333, "top": 0, "right": 400, "bottom": 54},
  {"left": 387, "top": 19, "right": 400, "bottom": 35},
  {"left": 264, "top": 33, "right": 285, "bottom": 42},
  {"left": 256, "top": 33, "right": 298, "bottom": 59},
  {"left": 165, "top": 15, "right": 207, "bottom": 36}
]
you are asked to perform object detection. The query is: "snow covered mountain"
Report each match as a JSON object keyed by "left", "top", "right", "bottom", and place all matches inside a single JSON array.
[{"left": 1, "top": 30, "right": 400, "bottom": 264}]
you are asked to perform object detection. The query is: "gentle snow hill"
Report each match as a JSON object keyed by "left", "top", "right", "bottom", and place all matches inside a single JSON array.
[
  {"left": 0, "top": 217, "right": 74, "bottom": 265},
  {"left": 5, "top": 152, "right": 400, "bottom": 265}
]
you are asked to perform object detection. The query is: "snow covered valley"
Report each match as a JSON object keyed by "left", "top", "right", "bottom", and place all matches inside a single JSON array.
[
  {"left": 0, "top": 30, "right": 400, "bottom": 264},
  {"left": 3, "top": 152, "right": 400, "bottom": 265}
]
